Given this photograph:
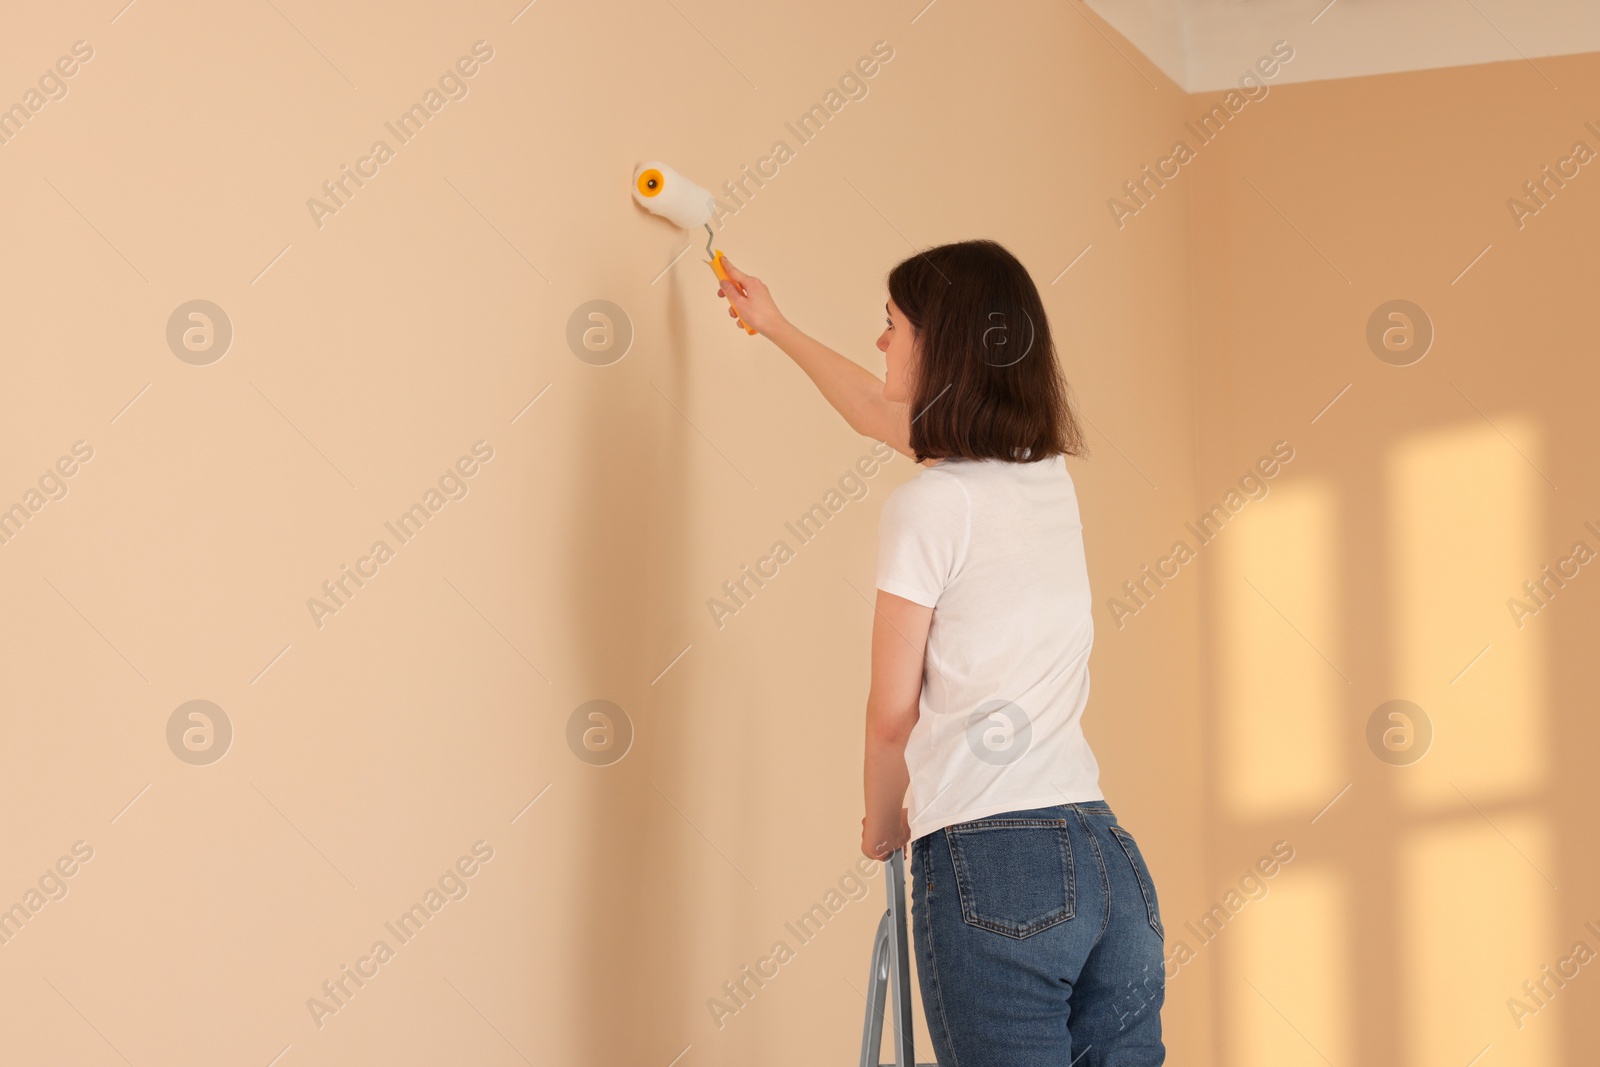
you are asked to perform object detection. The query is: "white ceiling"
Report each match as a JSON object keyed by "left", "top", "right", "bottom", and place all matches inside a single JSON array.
[{"left": 1081, "top": 0, "right": 1600, "bottom": 92}]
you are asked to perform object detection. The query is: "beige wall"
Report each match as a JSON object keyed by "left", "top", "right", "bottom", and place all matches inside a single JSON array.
[
  {"left": 1, "top": 1, "right": 1589, "bottom": 1065},
  {"left": 1186, "top": 50, "right": 1600, "bottom": 1067}
]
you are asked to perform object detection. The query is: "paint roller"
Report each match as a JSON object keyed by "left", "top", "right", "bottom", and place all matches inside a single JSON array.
[{"left": 632, "top": 161, "right": 757, "bottom": 334}]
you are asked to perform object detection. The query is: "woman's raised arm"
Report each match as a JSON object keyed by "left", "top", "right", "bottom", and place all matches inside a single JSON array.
[{"left": 715, "top": 257, "right": 915, "bottom": 459}]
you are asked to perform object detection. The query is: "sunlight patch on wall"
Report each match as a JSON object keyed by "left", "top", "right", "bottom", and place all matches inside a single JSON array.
[
  {"left": 1402, "top": 814, "right": 1556, "bottom": 1067},
  {"left": 1218, "top": 478, "right": 1342, "bottom": 818},
  {"left": 1226, "top": 864, "right": 1348, "bottom": 1067},
  {"left": 1386, "top": 416, "right": 1546, "bottom": 809}
]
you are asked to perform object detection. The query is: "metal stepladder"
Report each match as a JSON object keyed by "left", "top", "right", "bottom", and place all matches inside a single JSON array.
[{"left": 858, "top": 849, "right": 937, "bottom": 1067}]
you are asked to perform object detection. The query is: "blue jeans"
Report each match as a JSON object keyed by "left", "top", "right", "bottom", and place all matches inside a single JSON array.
[{"left": 909, "top": 802, "right": 1166, "bottom": 1066}]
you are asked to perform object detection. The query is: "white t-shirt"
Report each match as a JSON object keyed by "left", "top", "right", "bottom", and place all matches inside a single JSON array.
[{"left": 875, "top": 454, "right": 1102, "bottom": 842}]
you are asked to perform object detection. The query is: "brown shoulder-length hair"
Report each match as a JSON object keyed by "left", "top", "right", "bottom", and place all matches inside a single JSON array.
[{"left": 888, "top": 239, "right": 1086, "bottom": 465}]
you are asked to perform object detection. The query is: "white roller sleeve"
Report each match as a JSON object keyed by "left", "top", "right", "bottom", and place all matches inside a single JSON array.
[{"left": 632, "top": 160, "right": 715, "bottom": 229}]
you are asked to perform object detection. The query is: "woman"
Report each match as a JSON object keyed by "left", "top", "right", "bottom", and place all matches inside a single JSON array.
[{"left": 716, "top": 239, "right": 1166, "bottom": 1066}]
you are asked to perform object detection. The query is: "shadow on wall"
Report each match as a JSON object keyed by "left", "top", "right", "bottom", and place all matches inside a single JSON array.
[
  {"left": 564, "top": 260, "right": 691, "bottom": 1061},
  {"left": 1201, "top": 415, "right": 1572, "bottom": 1066}
]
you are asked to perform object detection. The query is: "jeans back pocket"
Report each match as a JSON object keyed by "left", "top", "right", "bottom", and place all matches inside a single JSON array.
[
  {"left": 1109, "top": 824, "right": 1164, "bottom": 940},
  {"left": 944, "top": 818, "right": 1074, "bottom": 939}
]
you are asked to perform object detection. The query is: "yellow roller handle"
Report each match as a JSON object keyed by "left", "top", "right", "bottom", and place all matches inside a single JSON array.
[{"left": 710, "top": 250, "right": 758, "bottom": 335}]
